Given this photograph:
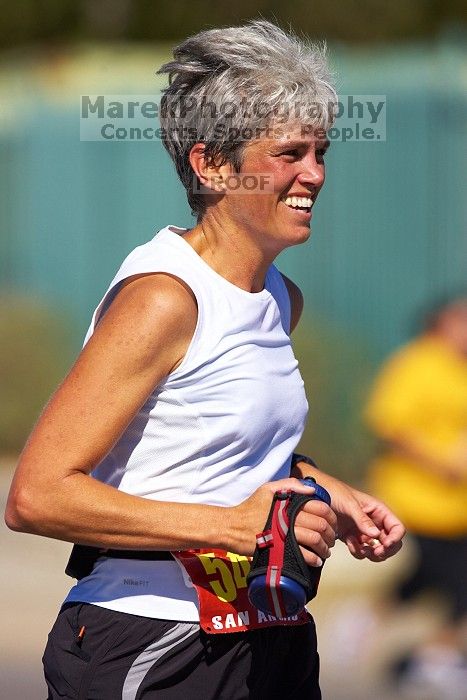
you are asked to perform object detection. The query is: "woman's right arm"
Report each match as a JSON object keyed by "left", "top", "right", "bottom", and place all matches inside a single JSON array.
[{"left": 5, "top": 273, "right": 336, "bottom": 565}]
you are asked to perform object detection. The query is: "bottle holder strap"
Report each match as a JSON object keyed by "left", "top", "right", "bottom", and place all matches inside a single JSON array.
[{"left": 247, "top": 489, "right": 324, "bottom": 618}]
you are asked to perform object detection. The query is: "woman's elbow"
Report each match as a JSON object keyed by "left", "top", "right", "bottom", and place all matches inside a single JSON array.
[{"left": 4, "top": 484, "right": 47, "bottom": 534}]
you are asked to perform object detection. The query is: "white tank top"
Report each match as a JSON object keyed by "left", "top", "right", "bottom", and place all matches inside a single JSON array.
[{"left": 64, "top": 226, "right": 309, "bottom": 620}]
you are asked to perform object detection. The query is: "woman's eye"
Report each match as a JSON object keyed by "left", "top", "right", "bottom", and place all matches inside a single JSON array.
[{"left": 316, "top": 147, "right": 328, "bottom": 159}]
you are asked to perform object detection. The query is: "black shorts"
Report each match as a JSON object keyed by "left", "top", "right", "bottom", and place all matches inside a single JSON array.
[
  {"left": 43, "top": 603, "right": 321, "bottom": 699},
  {"left": 397, "top": 534, "right": 467, "bottom": 619}
]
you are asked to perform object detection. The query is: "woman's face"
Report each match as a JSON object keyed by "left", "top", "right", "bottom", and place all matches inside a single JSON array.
[{"left": 218, "top": 123, "right": 329, "bottom": 253}]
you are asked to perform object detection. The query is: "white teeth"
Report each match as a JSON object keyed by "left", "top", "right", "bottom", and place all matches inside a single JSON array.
[{"left": 283, "top": 196, "right": 313, "bottom": 209}]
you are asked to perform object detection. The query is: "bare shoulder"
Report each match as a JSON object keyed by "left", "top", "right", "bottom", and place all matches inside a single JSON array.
[
  {"left": 280, "top": 273, "right": 304, "bottom": 333},
  {"left": 115, "top": 271, "right": 197, "bottom": 320},
  {"left": 93, "top": 272, "right": 198, "bottom": 372}
]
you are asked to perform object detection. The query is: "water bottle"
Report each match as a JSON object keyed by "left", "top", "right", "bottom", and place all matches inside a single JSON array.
[{"left": 247, "top": 477, "right": 331, "bottom": 617}]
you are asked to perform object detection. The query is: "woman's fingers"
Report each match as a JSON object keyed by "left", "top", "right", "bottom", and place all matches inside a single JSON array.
[
  {"left": 380, "top": 521, "right": 406, "bottom": 549},
  {"left": 264, "top": 477, "right": 316, "bottom": 496},
  {"left": 297, "top": 543, "right": 326, "bottom": 568},
  {"left": 294, "top": 527, "right": 332, "bottom": 565},
  {"left": 300, "top": 498, "right": 338, "bottom": 530},
  {"left": 295, "top": 510, "right": 336, "bottom": 549},
  {"left": 345, "top": 535, "right": 367, "bottom": 559},
  {"left": 346, "top": 533, "right": 404, "bottom": 561},
  {"left": 360, "top": 512, "right": 405, "bottom": 559},
  {"left": 369, "top": 539, "right": 403, "bottom": 561},
  {"left": 294, "top": 503, "right": 337, "bottom": 565},
  {"left": 362, "top": 502, "right": 406, "bottom": 548}
]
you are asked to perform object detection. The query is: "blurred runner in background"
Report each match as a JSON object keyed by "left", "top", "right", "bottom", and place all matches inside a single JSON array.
[{"left": 366, "top": 297, "right": 467, "bottom": 698}]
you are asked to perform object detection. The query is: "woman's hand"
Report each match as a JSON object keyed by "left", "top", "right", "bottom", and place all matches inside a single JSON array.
[
  {"left": 330, "top": 480, "right": 405, "bottom": 561},
  {"left": 228, "top": 478, "right": 337, "bottom": 567},
  {"left": 291, "top": 463, "right": 405, "bottom": 562}
]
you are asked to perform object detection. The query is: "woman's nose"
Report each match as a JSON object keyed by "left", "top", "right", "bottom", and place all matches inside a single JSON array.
[{"left": 297, "top": 157, "right": 325, "bottom": 188}]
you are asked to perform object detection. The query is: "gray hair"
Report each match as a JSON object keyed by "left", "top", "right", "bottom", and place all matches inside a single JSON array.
[{"left": 157, "top": 20, "right": 337, "bottom": 218}]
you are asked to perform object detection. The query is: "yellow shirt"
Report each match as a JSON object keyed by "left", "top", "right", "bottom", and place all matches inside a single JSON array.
[{"left": 365, "top": 336, "right": 467, "bottom": 537}]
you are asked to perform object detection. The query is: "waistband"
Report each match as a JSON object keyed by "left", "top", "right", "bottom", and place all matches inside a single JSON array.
[{"left": 65, "top": 544, "right": 173, "bottom": 580}]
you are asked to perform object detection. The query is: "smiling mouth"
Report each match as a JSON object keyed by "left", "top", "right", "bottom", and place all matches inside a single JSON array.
[{"left": 281, "top": 195, "right": 314, "bottom": 211}]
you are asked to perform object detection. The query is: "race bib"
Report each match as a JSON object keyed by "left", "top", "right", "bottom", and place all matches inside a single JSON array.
[{"left": 172, "top": 549, "right": 310, "bottom": 634}]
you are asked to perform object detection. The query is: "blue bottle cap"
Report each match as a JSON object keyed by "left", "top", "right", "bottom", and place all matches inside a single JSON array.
[{"left": 248, "top": 574, "right": 306, "bottom": 617}]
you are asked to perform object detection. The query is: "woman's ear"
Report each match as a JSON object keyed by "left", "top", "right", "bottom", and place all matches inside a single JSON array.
[{"left": 189, "top": 144, "right": 227, "bottom": 194}]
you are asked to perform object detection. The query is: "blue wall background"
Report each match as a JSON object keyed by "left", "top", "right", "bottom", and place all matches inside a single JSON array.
[{"left": 1, "top": 41, "right": 465, "bottom": 358}]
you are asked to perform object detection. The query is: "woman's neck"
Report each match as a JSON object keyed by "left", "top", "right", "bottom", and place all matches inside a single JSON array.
[{"left": 182, "top": 215, "right": 276, "bottom": 293}]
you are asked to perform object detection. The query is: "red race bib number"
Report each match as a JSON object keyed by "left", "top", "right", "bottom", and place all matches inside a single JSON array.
[{"left": 172, "top": 549, "right": 309, "bottom": 634}]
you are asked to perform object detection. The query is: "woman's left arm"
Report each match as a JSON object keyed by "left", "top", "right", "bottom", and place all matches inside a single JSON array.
[
  {"left": 291, "top": 460, "right": 405, "bottom": 562},
  {"left": 282, "top": 274, "right": 405, "bottom": 561},
  {"left": 281, "top": 274, "right": 303, "bottom": 333}
]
